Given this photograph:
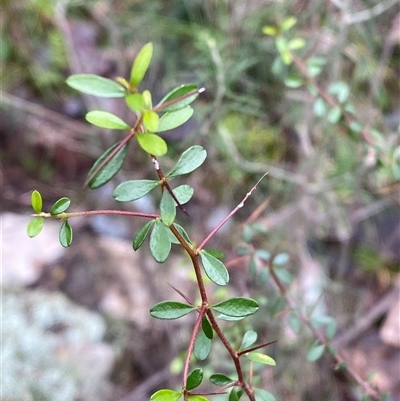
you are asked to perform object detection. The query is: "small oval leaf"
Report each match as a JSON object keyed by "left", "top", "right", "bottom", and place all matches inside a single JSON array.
[
  {"left": 150, "top": 220, "right": 172, "bottom": 263},
  {"left": 254, "top": 388, "right": 276, "bottom": 401},
  {"left": 150, "top": 389, "right": 182, "bottom": 401},
  {"left": 158, "top": 106, "right": 193, "bottom": 132},
  {"left": 202, "top": 316, "right": 213, "bottom": 339},
  {"left": 188, "top": 395, "right": 209, "bottom": 401},
  {"left": 209, "top": 373, "right": 234, "bottom": 386},
  {"left": 86, "top": 110, "right": 130, "bottom": 130},
  {"left": 27, "top": 218, "right": 44, "bottom": 238},
  {"left": 307, "top": 343, "right": 325, "bottom": 362},
  {"left": 31, "top": 190, "right": 42, "bottom": 213},
  {"left": 50, "top": 197, "right": 71, "bottom": 215},
  {"left": 133, "top": 221, "right": 154, "bottom": 251},
  {"left": 150, "top": 301, "right": 195, "bottom": 320},
  {"left": 157, "top": 84, "right": 199, "bottom": 112},
  {"left": 200, "top": 251, "right": 229, "bottom": 286},
  {"left": 211, "top": 297, "right": 259, "bottom": 318},
  {"left": 136, "top": 133, "right": 167, "bottom": 156},
  {"left": 194, "top": 328, "right": 211, "bottom": 361},
  {"left": 114, "top": 179, "right": 159, "bottom": 202},
  {"left": 88, "top": 143, "right": 128, "bottom": 189},
  {"left": 186, "top": 368, "right": 203, "bottom": 391},
  {"left": 59, "top": 220, "right": 73, "bottom": 248},
  {"left": 160, "top": 190, "right": 176, "bottom": 226},
  {"left": 130, "top": 42, "right": 153, "bottom": 86},
  {"left": 66, "top": 74, "right": 126, "bottom": 97},
  {"left": 245, "top": 352, "right": 276, "bottom": 366},
  {"left": 168, "top": 146, "right": 207, "bottom": 177},
  {"left": 172, "top": 185, "right": 194, "bottom": 205},
  {"left": 143, "top": 110, "right": 160, "bottom": 132},
  {"left": 125, "top": 93, "right": 145, "bottom": 112},
  {"left": 240, "top": 330, "right": 258, "bottom": 351}
]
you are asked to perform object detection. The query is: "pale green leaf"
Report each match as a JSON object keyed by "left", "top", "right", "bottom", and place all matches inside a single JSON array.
[
  {"left": 66, "top": 74, "right": 125, "bottom": 97},
  {"left": 157, "top": 84, "right": 199, "bottom": 112},
  {"left": 245, "top": 352, "right": 276, "bottom": 366},
  {"left": 211, "top": 297, "right": 259, "bottom": 317},
  {"left": 194, "top": 328, "right": 211, "bottom": 361},
  {"left": 160, "top": 190, "right": 176, "bottom": 226},
  {"left": 130, "top": 42, "right": 153, "bottom": 86},
  {"left": 150, "top": 301, "right": 195, "bottom": 319},
  {"left": 113, "top": 179, "right": 159, "bottom": 202},
  {"left": 27, "top": 218, "right": 44, "bottom": 238},
  {"left": 143, "top": 110, "right": 160, "bottom": 132},
  {"left": 31, "top": 190, "right": 42, "bottom": 213},
  {"left": 125, "top": 93, "right": 145, "bottom": 112},
  {"left": 150, "top": 389, "right": 182, "bottom": 401},
  {"left": 136, "top": 133, "right": 167, "bottom": 156},
  {"left": 158, "top": 106, "right": 193, "bottom": 132},
  {"left": 200, "top": 251, "right": 229, "bottom": 286},
  {"left": 240, "top": 330, "right": 258, "bottom": 351},
  {"left": 86, "top": 110, "right": 130, "bottom": 130},
  {"left": 168, "top": 146, "right": 207, "bottom": 177},
  {"left": 150, "top": 220, "right": 172, "bottom": 263}
]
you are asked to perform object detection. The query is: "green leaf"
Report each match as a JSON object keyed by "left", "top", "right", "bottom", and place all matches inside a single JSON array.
[
  {"left": 59, "top": 220, "right": 73, "bottom": 248},
  {"left": 85, "top": 111, "right": 130, "bottom": 130},
  {"left": 209, "top": 373, "right": 234, "bottom": 386},
  {"left": 262, "top": 25, "right": 278, "bottom": 36},
  {"left": 125, "top": 93, "right": 145, "bottom": 112},
  {"left": 194, "top": 327, "right": 212, "bottom": 361},
  {"left": 307, "top": 57, "right": 326, "bottom": 77},
  {"left": 150, "top": 301, "right": 195, "bottom": 320},
  {"left": 201, "top": 316, "right": 213, "bottom": 339},
  {"left": 157, "top": 84, "right": 199, "bottom": 112},
  {"left": 168, "top": 146, "right": 207, "bottom": 177},
  {"left": 240, "top": 330, "right": 258, "bottom": 351},
  {"left": 216, "top": 314, "right": 246, "bottom": 321},
  {"left": 307, "top": 342, "right": 325, "bottom": 362},
  {"left": 188, "top": 396, "right": 209, "bottom": 401},
  {"left": 280, "top": 16, "right": 297, "bottom": 31},
  {"left": 287, "top": 38, "right": 306, "bottom": 50},
  {"left": 87, "top": 143, "right": 128, "bottom": 189},
  {"left": 31, "top": 190, "right": 42, "bottom": 213},
  {"left": 284, "top": 76, "right": 303, "bottom": 88},
  {"left": 27, "top": 218, "right": 44, "bottom": 238},
  {"left": 130, "top": 42, "right": 153, "bottom": 86},
  {"left": 229, "top": 388, "right": 239, "bottom": 401},
  {"left": 313, "top": 98, "right": 327, "bottom": 117},
  {"left": 143, "top": 110, "right": 160, "bottom": 132},
  {"left": 150, "top": 220, "right": 172, "bottom": 263},
  {"left": 136, "top": 133, "right": 167, "bottom": 156},
  {"left": 327, "top": 81, "right": 350, "bottom": 103},
  {"left": 143, "top": 90, "right": 153, "bottom": 109},
  {"left": 133, "top": 221, "right": 154, "bottom": 251},
  {"left": 50, "top": 197, "right": 71, "bottom": 215},
  {"left": 160, "top": 190, "right": 176, "bottom": 226},
  {"left": 254, "top": 388, "right": 276, "bottom": 401},
  {"left": 171, "top": 223, "right": 192, "bottom": 244},
  {"left": 310, "top": 315, "right": 337, "bottom": 340},
  {"left": 245, "top": 352, "right": 276, "bottom": 366},
  {"left": 172, "top": 185, "right": 194, "bottom": 205},
  {"left": 186, "top": 368, "right": 203, "bottom": 391},
  {"left": 211, "top": 297, "right": 259, "bottom": 318},
  {"left": 327, "top": 107, "right": 342, "bottom": 124},
  {"left": 158, "top": 106, "right": 194, "bottom": 132},
  {"left": 114, "top": 179, "right": 159, "bottom": 202},
  {"left": 200, "top": 251, "right": 229, "bottom": 286},
  {"left": 150, "top": 389, "right": 182, "bottom": 401},
  {"left": 273, "top": 253, "right": 289, "bottom": 265},
  {"left": 66, "top": 74, "right": 126, "bottom": 97},
  {"left": 202, "top": 249, "right": 226, "bottom": 259}
]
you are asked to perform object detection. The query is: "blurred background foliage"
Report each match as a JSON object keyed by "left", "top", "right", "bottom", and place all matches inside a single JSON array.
[{"left": 1, "top": 0, "right": 400, "bottom": 400}]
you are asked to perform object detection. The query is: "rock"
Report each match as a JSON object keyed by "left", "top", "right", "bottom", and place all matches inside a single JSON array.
[{"left": 1, "top": 213, "right": 65, "bottom": 286}]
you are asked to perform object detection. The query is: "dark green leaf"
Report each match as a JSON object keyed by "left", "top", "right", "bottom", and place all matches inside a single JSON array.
[
  {"left": 307, "top": 343, "right": 325, "bottom": 362},
  {"left": 136, "top": 133, "right": 167, "bottom": 156},
  {"left": 201, "top": 316, "right": 213, "bottom": 339},
  {"left": 229, "top": 388, "right": 239, "bottom": 401},
  {"left": 66, "top": 74, "right": 126, "bottom": 97},
  {"left": 59, "top": 220, "right": 73, "bottom": 248},
  {"left": 150, "top": 301, "right": 195, "bottom": 320},
  {"left": 157, "top": 84, "right": 199, "bottom": 112},
  {"left": 160, "top": 190, "right": 176, "bottom": 226},
  {"left": 125, "top": 93, "right": 145, "bottom": 112},
  {"left": 50, "top": 197, "right": 71, "bottom": 215},
  {"left": 209, "top": 373, "right": 234, "bottom": 386},
  {"left": 27, "top": 218, "right": 44, "bottom": 238},
  {"left": 130, "top": 42, "right": 153, "bottom": 86},
  {"left": 203, "top": 249, "right": 226, "bottom": 259},
  {"left": 114, "top": 179, "right": 159, "bottom": 202},
  {"left": 168, "top": 146, "right": 207, "bottom": 177},
  {"left": 86, "top": 111, "right": 130, "bottom": 130},
  {"left": 186, "top": 368, "right": 203, "bottom": 391},
  {"left": 172, "top": 185, "right": 194, "bottom": 205},
  {"left": 211, "top": 297, "right": 258, "bottom": 318},
  {"left": 254, "top": 388, "right": 276, "bottom": 401},
  {"left": 133, "top": 221, "right": 154, "bottom": 251},
  {"left": 31, "top": 190, "right": 42, "bottom": 213},
  {"left": 143, "top": 110, "right": 160, "bottom": 132},
  {"left": 88, "top": 143, "right": 128, "bottom": 189},
  {"left": 194, "top": 328, "right": 211, "bottom": 360},
  {"left": 239, "top": 330, "right": 258, "bottom": 351},
  {"left": 150, "top": 220, "right": 172, "bottom": 263},
  {"left": 200, "top": 251, "right": 229, "bottom": 286},
  {"left": 245, "top": 352, "right": 276, "bottom": 366},
  {"left": 150, "top": 389, "right": 182, "bottom": 401},
  {"left": 158, "top": 106, "right": 193, "bottom": 132}
]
